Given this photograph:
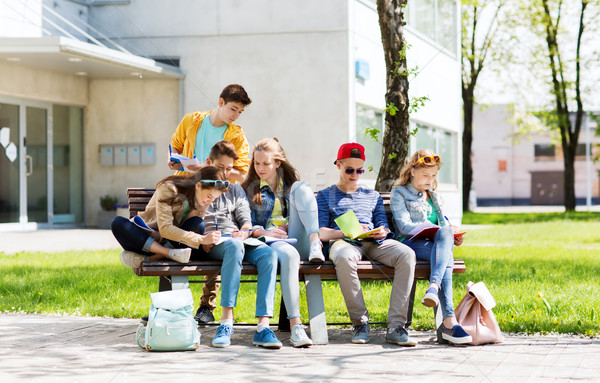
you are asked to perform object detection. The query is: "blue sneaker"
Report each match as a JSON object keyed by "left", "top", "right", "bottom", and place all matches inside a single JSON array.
[
  {"left": 440, "top": 324, "right": 473, "bottom": 345},
  {"left": 252, "top": 327, "right": 282, "bottom": 349},
  {"left": 421, "top": 287, "right": 439, "bottom": 307},
  {"left": 212, "top": 324, "right": 234, "bottom": 348}
]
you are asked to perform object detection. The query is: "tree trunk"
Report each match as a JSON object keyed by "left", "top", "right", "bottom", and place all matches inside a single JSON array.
[
  {"left": 375, "top": 0, "right": 410, "bottom": 192},
  {"left": 462, "top": 84, "right": 475, "bottom": 212},
  {"left": 563, "top": 145, "right": 576, "bottom": 211}
]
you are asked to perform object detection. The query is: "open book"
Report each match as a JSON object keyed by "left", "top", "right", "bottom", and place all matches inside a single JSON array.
[
  {"left": 407, "top": 221, "right": 466, "bottom": 241},
  {"left": 130, "top": 215, "right": 155, "bottom": 232},
  {"left": 169, "top": 144, "right": 201, "bottom": 172},
  {"left": 334, "top": 210, "right": 384, "bottom": 240}
]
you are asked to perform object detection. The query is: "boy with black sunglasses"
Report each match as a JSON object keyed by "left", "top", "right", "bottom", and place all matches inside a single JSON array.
[{"left": 316, "top": 143, "right": 417, "bottom": 346}]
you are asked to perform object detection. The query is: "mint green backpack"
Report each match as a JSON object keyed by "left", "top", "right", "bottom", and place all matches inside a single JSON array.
[{"left": 136, "top": 288, "right": 200, "bottom": 351}]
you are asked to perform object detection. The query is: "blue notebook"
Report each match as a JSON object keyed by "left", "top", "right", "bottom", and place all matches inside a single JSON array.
[{"left": 131, "top": 215, "right": 155, "bottom": 232}]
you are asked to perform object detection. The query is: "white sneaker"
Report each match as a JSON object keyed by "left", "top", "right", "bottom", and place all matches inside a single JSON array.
[
  {"left": 168, "top": 248, "right": 191, "bottom": 263},
  {"left": 120, "top": 251, "right": 148, "bottom": 269},
  {"left": 308, "top": 241, "right": 325, "bottom": 264},
  {"left": 290, "top": 324, "right": 313, "bottom": 348}
]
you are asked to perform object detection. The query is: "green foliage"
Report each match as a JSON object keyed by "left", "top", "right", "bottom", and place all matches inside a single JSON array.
[
  {"left": 365, "top": 127, "right": 381, "bottom": 141},
  {"left": 2, "top": 220, "right": 599, "bottom": 336},
  {"left": 99, "top": 195, "right": 118, "bottom": 211},
  {"left": 409, "top": 96, "right": 430, "bottom": 115},
  {"left": 384, "top": 102, "right": 399, "bottom": 116}
]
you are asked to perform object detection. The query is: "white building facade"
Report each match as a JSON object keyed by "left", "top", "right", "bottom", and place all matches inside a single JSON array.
[
  {"left": 472, "top": 105, "right": 600, "bottom": 206},
  {"left": 0, "top": 0, "right": 462, "bottom": 230}
]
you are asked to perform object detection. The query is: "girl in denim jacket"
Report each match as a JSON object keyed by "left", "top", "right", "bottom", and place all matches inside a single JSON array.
[
  {"left": 390, "top": 149, "right": 472, "bottom": 344},
  {"left": 241, "top": 138, "right": 325, "bottom": 347}
]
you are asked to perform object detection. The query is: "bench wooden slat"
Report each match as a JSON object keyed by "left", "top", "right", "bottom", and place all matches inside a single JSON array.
[{"left": 135, "top": 259, "right": 466, "bottom": 279}]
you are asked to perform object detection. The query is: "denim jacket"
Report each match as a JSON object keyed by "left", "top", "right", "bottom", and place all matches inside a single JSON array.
[
  {"left": 247, "top": 181, "right": 289, "bottom": 230},
  {"left": 390, "top": 184, "right": 445, "bottom": 240}
]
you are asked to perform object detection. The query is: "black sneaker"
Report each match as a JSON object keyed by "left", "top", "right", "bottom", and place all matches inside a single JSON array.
[
  {"left": 194, "top": 305, "right": 215, "bottom": 324},
  {"left": 140, "top": 316, "right": 148, "bottom": 326}
]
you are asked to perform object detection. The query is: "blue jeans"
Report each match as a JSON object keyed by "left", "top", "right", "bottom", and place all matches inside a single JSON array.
[
  {"left": 203, "top": 238, "right": 278, "bottom": 318},
  {"left": 286, "top": 181, "right": 320, "bottom": 260},
  {"left": 406, "top": 226, "right": 455, "bottom": 319},
  {"left": 268, "top": 181, "right": 320, "bottom": 319},
  {"left": 111, "top": 216, "right": 205, "bottom": 254}
]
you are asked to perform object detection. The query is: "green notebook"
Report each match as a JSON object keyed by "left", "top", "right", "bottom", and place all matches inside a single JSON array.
[{"left": 334, "top": 210, "right": 382, "bottom": 240}]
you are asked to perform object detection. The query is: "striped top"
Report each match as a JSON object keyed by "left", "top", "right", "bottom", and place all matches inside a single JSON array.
[{"left": 316, "top": 185, "right": 389, "bottom": 230}]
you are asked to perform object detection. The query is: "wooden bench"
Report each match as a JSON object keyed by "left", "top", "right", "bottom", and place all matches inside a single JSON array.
[{"left": 127, "top": 187, "right": 466, "bottom": 344}]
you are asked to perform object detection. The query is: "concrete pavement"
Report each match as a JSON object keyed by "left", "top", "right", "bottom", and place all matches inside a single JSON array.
[{"left": 1, "top": 313, "right": 599, "bottom": 382}]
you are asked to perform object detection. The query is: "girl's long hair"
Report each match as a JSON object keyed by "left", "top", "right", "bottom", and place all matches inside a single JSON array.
[
  {"left": 241, "top": 137, "right": 300, "bottom": 206},
  {"left": 157, "top": 165, "right": 227, "bottom": 210},
  {"left": 395, "top": 149, "right": 442, "bottom": 190}
]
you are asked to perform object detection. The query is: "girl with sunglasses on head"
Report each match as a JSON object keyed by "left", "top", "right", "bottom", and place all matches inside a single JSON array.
[
  {"left": 111, "top": 166, "right": 228, "bottom": 269},
  {"left": 241, "top": 137, "right": 325, "bottom": 347},
  {"left": 390, "top": 149, "right": 472, "bottom": 344}
]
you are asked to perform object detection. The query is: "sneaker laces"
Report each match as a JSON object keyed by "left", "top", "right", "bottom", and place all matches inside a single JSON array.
[
  {"left": 216, "top": 325, "right": 233, "bottom": 337},
  {"left": 354, "top": 323, "right": 369, "bottom": 335},
  {"left": 391, "top": 326, "right": 408, "bottom": 336},
  {"left": 292, "top": 324, "right": 307, "bottom": 337}
]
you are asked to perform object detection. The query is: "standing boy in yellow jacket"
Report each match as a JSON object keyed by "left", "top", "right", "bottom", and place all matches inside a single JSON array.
[
  {"left": 168, "top": 84, "right": 252, "bottom": 324},
  {"left": 168, "top": 84, "right": 252, "bottom": 183}
]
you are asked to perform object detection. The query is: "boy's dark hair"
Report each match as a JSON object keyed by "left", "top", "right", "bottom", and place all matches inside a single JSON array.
[
  {"left": 209, "top": 140, "right": 239, "bottom": 161},
  {"left": 220, "top": 84, "right": 252, "bottom": 106}
]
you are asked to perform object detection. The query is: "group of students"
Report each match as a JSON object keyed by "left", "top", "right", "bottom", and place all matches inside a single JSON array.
[{"left": 111, "top": 84, "right": 472, "bottom": 349}]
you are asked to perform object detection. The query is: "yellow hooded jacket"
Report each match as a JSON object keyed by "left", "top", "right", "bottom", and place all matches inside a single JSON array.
[{"left": 170, "top": 111, "right": 251, "bottom": 176}]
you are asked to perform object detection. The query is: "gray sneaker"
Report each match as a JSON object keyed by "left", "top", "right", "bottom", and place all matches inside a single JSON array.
[
  {"left": 168, "top": 248, "right": 191, "bottom": 263},
  {"left": 351, "top": 322, "right": 370, "bottom": 344},
  {"left": 120, "top": 251, "right": 148, "bottom": 269},
  {"left": 290, "top": 324, "right": 313, "bottom": 348},
  {"left": 385, "top": 326, "right": 417, "bottom": 347}
]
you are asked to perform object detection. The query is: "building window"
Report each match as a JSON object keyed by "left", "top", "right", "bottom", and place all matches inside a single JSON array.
[
  {"left": 413, "top": 122, "right": 457, "bottom": 185},
  {"left": 405, "top": 0, "right": 458, "bottom": 55},
  {"left": 355, "top": 104, "right": 384, "bottom": 179},
  {"left": 534, "top": 144, "right": 556, "bottom": 160},
  {"left": 575, "top": 143, "right": 587, "bottom": 158}
]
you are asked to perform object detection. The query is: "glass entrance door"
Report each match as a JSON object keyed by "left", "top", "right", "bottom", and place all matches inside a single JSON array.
[{"left": 0, "top": 100, "right": 82, "bottom": 230}]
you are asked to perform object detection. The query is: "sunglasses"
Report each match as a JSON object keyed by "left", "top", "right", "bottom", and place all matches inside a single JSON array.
[
  {"left": 341, "top": 165, "right": 365, "bottom": 175},
  {"left": 200, "top": 180, "right": 231, "bottom": 189},
  {"left": 416, "top": 155, "right": 441, "bottom": 166}
]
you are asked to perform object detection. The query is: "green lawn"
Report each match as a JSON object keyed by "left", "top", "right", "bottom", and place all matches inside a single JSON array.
[{"left": 1, "top": 220, "right": 599, "bottom": 336}]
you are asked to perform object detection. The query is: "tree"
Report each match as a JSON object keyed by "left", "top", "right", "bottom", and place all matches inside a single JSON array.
[
  {"left": 461, "top": 0, "right": 505, "bottom": 211},
  {"left": 375, "top": 0, "right": 410, "bottom": 192},
  {"left": 539, "top": 0, "right": 589, "bottom": 210},
  {"left": 520, "top": 0, "right": 597, "bottom": 211}
]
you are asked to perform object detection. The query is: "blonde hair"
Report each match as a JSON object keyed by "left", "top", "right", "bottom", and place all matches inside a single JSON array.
[{"left": 395, "top": 149, "right": 442, "bottom": 189}]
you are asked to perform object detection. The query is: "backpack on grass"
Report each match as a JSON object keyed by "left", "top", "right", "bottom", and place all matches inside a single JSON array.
[{"left": 136, "top": 288, "right": 200, "bottom": 351}]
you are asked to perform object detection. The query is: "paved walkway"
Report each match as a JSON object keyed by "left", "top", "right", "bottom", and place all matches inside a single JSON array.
[{"left": 1, "top": 313, "right": 598, "bottom": 382}]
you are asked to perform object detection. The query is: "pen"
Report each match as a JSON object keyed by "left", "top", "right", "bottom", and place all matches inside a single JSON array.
[
  {"left": 215, "top": 215, "right": 219, "bottom": 232},
  {"left": 444, "top": 215, "right": 451, "bottom": 225}
]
